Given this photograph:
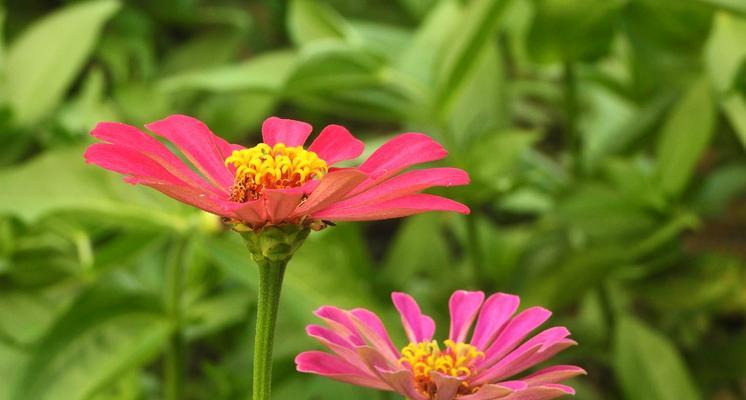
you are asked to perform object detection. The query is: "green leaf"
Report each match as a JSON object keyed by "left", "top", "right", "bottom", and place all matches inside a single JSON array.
[
  {"left": 614, "top": 315, "right": 700, "bottom": 400},
  {"left": 434, "top": 0, "right": 509, "bottom": 114},
  {"left": 159, "top": 50, "right": 297, "bottom": 94},
  {"left": 656, "top": 79, "right": 716, "bottom": 196},
  {"left": 527, "top": 0, "right": 621, "bottom": 63},
  {"left": 10, "top": 288, "right": 171, "bottom": 400},
  {"left": 722, "top": 93, "right": 746, "bottom": 148},
  {"left": 0, "top": 145, "right": 192, "bottom": 229},
  {"left": 396, "top": 0, "right": 461, "bottom": 87},
  {"left": 5, "top": 0, "right": 121, "bottom": 126},
  {"left": 705, "top": 11, "right": 746, "bottom": 93},
  {"left": 697, "top": 0, "right": 746, "bottom": 14},
  {"left": 287, "top": 0, "right": 353, "bottom": 46},
  {"left": 285, "top": 43, "right": 411, "bottom": 120}
]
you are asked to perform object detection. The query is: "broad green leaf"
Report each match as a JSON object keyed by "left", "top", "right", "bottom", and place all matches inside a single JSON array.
[
  {"left": 0, "top": 343, "right": 27, "bottom": 400},
  {"left": 382, "top": 214, "right": 453, "bottom": 291},
  {"left": 656, "top": 79, "right": 716, "bottom": 196},
  {"left": 159, "top": 50, "right": 297, "bottom": 94},
  {"left": 443, "top": 41, "right": 506, "bottom": 141},
  {"left": 614, "top": 315, "right": 700, "bottom": 400},
  {"left": 697, "top": 0, "right": 746, "bottom": 14},
  {"left": 287, "top": 0, "right": 353, "bottom": 47},
  {"left": 434, "top": 0, "right": 509, "bottom": 114},
  {"left": 5, "top": 0, "right": 120, "bottom": 126},
  {"left": 722, "top": 93, "right": 746, "bottom": 148},
  {"left": 705, "top": 11, "right": 746, "bottom": 93},
  {"left": 466, "top": 130, "right": 539, "bottom": 198},
  {"left": 0, "top": 145, "right": 191, "bottom": 229},
  {"left": 397, "top": 0, "right": 461, "bottom": 87},
  {"left": 161, "top": 30, "right": 248, "bottom": 75},
  {"left": 285, "top": 43, "right": 411, "bottom": 120},
  {"left": 528, "top": 0, "right": 621, "bottom": 63},
  {"left": 10, "top": 288, "right": 171, "bottom": 400}
]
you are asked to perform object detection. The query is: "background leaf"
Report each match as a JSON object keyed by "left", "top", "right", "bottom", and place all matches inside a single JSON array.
[{"left": 5, "top": 0, "right": 120, "bottom": 126}]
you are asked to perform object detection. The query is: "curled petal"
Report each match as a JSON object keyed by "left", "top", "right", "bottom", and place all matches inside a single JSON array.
[
  {"left": 229, "top": 199, "right": 267, "bottom": 226},
  {"left": 262, "top": 116, "right": 313, "bottom": 147},
  {"left": 458, "top": 382, "right": 524, "bottom": 400},
  {"left": 376, "top": 368, "right": 428, "bottom": 400},
  {"left": 431, "top": 372, "right": 462, "bottom": 400}
]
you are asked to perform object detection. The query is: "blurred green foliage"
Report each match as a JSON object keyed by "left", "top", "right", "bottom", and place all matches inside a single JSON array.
[{"left": 0, "top": 0, "right": 745, "bottom": 399}]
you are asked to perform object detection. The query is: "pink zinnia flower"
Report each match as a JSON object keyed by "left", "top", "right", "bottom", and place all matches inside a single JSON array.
[
  {"left": 296, "top": 291, "right": 585, "bottom": 399},
  {"left": 84, "top": 115, "right": 469, "bottom": 229}
]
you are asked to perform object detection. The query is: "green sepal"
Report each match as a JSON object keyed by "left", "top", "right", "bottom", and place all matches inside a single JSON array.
[{"left": 239, "top": 224, "right": 311, "bottom": 264}]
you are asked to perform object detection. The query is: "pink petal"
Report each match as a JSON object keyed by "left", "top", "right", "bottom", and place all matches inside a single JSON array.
[
  {"left": 308, "top": 124, "right": 365, "bottom": 165},
  {"left": 479, "top": 307, "right": 552, "bottom": 370},
  {"left": 471, "top": 293, "right": 521, "bottom": 349},
  {"left": 291, "top": 169, "right": 368, "bottom": 217},
  {"left": 315, "top": 306, "right": 366, "bottom": 346},
  {"left": 475, "top": 327, "right": 575, "bottom": 384},
  {"left": 262, "top": 116, "right": 313, "bottom": 147},
  {"left": 306, "top": 325, "right": 371, "bottom": 372},
  {"left": 262, "top": 188, "right": 305, "bottom": 224},
  {"left": 376, "top": 368, "right": 428, "bottom": 400},
  {"left": 134, "top": 180, "right": 236, "bottom": 217},
  {"left": 90, "top": 122, "right": 225, "bottom": 195},
  {"left": 391, "top": 292, "right": 435, "bottom": 343},
  {"left": 356, "top": 345, "right": 400, "bottom": 374},
  {"left": 458, "top": 382, "right": 523, "bottom": 400},
  {"left": 295, "top": 351, "right": 390, "bottom": 390},
  {"left": 85, "top": 143, "right": 184, "bottom": 186},
  {"left": 449, "top": 290, "right": 485, "bottom": 343},
  {"left": 523, "top": 365, "right": 586, "bottom": 386},
  {"left": 351, "top": 133, "right": 448, "bottom": 195},
  {"left": 501, "top": 384, "right": 575, "bottom": 400},
  {"left": 230, "top": 199, "right": 267, "bottom": 226},
  {"left": 145, "top": 115, "right": 235, "bottom": 189},
  {"left": 313, "top": 193, "right": 470, "bottom": 221},
  {"left": 432, "top": 372, "right": 462, "bottom": 400},
  {"left": 350, "top": 308, "right": 401, "bottom": 362},
  {"left": 327, "top": 167, "right": 470, "bottom": 210}
]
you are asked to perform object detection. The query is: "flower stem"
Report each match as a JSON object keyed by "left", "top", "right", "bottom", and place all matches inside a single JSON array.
[
  {"left": 165, "top": 237, "right": 187, "bottom": 400},
  {"left": 252, "top": 258, "right": 288, "bottom": 400}
]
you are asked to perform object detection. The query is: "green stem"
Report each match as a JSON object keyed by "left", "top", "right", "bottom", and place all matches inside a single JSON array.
[
  {"left": 165, "top": 238, "right": 187, "bottom": 400},
  {"left": 253, "top": 259, "right": 288, "bottom": 400}
]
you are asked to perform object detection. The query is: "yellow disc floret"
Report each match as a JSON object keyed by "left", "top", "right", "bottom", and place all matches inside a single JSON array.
[
  {"left": 399, "top": 340, "right": 484, "bottom": 397},
  {"left": 225, "top": 143, "right": 328, "bottom": 202}
]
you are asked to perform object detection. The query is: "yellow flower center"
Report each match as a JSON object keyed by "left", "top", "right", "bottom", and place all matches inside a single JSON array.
[
  {"left": 225, "top": 143, "right": 328, "bottom": 202},
  {"left": 399, "top": 340, "right": 484, "bottom": 397}
]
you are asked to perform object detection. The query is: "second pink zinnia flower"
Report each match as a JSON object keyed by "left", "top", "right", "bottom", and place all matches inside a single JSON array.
[
  {"left": 296, "top": 291, "right": 585, "bottom": 399},
  {"left": 84, "top": 115, "right": 469, "bottom": 230}
]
